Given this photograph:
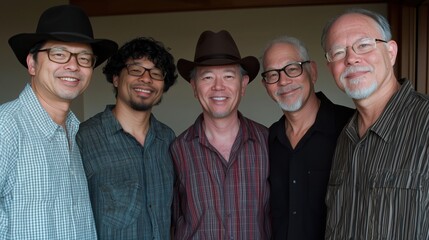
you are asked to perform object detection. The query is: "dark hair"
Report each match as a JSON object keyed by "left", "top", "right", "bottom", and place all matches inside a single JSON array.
[
  {"left": 28, "top": 41, "right": 46, "bottom": 63},
  {"left": 103, "top": 37, "right": 178, "bottom": 95}
]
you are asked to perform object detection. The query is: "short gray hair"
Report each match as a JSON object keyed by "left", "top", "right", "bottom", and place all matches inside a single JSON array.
[{"left": 261, "top": 35, "right": 310, "bottom": 71}]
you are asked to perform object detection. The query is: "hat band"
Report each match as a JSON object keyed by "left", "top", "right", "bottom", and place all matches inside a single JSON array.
[
  {"left": 46, "top": 31, "right": 94, "bottom": 40},
  {"left": 195, "top": 54, "right": 240, "bottom": 63}
]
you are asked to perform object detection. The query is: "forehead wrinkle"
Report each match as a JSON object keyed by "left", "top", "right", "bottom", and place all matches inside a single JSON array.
[
  {"left": 264, "top": 43, "right": 301, "bottom": 70},
  {"left": 326, "top": 13, "right": 383, "bottom": 50}
]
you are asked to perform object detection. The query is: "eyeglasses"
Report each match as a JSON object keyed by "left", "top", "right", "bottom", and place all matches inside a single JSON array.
[
  {"left": 125, "top": 64, "right": 165, "bottom": 80},
  {"left": 325, "top": 38, "right": 387, "bottom": 62},
  {"left": 261, "top": 61, "right": 310, "bottom": 84},
  {"left": 37, "top": 48, "right": 97, "bottom": 68}
]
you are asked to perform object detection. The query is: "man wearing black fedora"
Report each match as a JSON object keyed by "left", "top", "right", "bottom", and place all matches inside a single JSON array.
[
  {"left": 0, "top": 5, "right": 117, "bottom": 239},
  {"left": 170, "top": 30, "right": 271, "bottom": 239}
]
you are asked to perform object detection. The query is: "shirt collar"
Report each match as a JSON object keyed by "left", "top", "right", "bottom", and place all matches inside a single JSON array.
[
  {"left": 346, "top": 79, "right": 413, "bottom": 142},
  {"left": 100, "top": 105, "right": 123, "bottom": 137},
  {"left": 269, "top": 92, "right": 341, "bottom": 142},
  {"left": 21, "top": 84, "right": 79, "bottom": 140},
  {"left": 371, "top": 79, "right": 412, "bottom": 142},
  {"left": 100, "top": 104, "right": 172, "bottom": 143},
  {"left": 312, "top": 92, "right": 342, "bottom": 135},
  {"left": 186, "top": 111, "right": 258, "bottom": 144}
]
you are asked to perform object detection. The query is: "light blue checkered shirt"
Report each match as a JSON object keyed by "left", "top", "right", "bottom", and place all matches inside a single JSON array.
[{"left": 0, "top": 84, "right": 97, "bottom": 239}]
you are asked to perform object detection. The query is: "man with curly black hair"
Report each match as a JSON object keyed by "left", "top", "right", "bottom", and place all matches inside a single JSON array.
[{"left": 77, "top": 37, "right": 178, "bottom": 240}]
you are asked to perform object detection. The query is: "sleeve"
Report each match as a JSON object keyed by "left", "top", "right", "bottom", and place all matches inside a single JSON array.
[
  {"left": 170, "top": 139, "right": 188, "bottom": 234},
  {"left": 263, "top": 156, "right": 272, "bottom": 238},
  {"left": 76, "top": 128, "right": 94, "bottom": 180},
  {"left": 169, "top": 141, "right": 183, "bottom": 229},
  {"left": 0, "top": 117, "right": 18, "bottom": 239},
  {"left": 423, "top": 133, "right": 429, "bottom": 239}
]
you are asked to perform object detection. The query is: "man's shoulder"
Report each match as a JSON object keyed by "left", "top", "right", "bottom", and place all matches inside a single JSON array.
[
  {"left": 330, "top": 103, "right": 355, "bottom": 121},
  {"left": 331, "top": 103, "right": 354, "bottom": 112},
  {"left": 402, "top": 92, "right": 429, "bottom": 126},
  {"left": 150, "top": 116, "right": 176, "bottom": 141},
  {"left": 318, "top": 93, "right": 355, "bottom": 123},
  {"left": 239, "top": 116, "right": 269, "bottom": 145},
  {"left": 151, "top": 115, "right": 175, "bottom": 133},
  {"left": 173, "top": 124, "right": 195, "bottom": 142},
  {"left": 398, "top": 89, "right": 429, "bottom": 119},
  {"left": 80, "top": 111, "right": 104, "bottom": 126},
  {"left": 0, "top": 97, "right": 26, "bottom": 127},
  {"left": 410, "top": 90, "right": 429, "bottom": 105},
  {"left": 77, "top": 111, "right": 106, "bottom": 137},
  {"left": 0, "top": 98, "right": 33, "bottom": 152},
  {"left": 242, "top": 116, "right": 268, "bottom": 133}
]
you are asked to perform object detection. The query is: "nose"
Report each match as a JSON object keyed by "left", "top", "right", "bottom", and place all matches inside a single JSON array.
[
  {"left": 278, "top": 71, "right": 293, "bottom": 85},
  {"left": 139, "top": 70, "right": 153, "bottom": 83},
  {"left": 64, "top": 55, "right": 80, "bottom": 71},
  {"left": 211, "top": 76, "right": 225, "bottom": 90},
  {"left": 344, "top": 47, "right": 361, "bottom": 65}
]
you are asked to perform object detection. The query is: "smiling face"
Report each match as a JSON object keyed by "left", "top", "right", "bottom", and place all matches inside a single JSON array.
[
  {"left": 325, "top": 13, "right": 397, "bottom": 100},
  {"left": 27, "top": 40, "right": 93, "bottom": 104},
  {"left": 262, "top": 42, "right": 317, "bottom": 112},
  {"left": 191, "top": 64, "right": 249, "bottom": 119},
  {"left": 113, "top": 57, "right": 165, "bottom": 111}
]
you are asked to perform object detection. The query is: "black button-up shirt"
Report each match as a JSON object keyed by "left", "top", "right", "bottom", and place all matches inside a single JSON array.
[{"left": 269, "top": 92, "right": 354, "bottom": 240}]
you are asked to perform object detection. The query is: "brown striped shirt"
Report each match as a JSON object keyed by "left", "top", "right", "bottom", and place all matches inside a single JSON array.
[{"left": 325, "top": 80, "right": 429, "bottom": 240}]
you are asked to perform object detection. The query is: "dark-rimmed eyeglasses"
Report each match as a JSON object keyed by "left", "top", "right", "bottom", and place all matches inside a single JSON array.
[
  {"left": 325, "top": 38, "right": 387, "bottom": 62},
  {"left": 125, "top": 64, "right": 165, "bottom": 80},
  {"left": 37, "top": 48, "right": 97, "bottom": 68},
  {"left": 261, "top": 61, "right": 310, "bottom": 84}
]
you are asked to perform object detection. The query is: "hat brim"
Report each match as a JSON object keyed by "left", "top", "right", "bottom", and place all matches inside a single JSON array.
[
  {"left": 9, "top": 33, "right": 118, "bottom": 68},
  {"left": 177, "top": 56, "right": 260, "bottom": 83}
]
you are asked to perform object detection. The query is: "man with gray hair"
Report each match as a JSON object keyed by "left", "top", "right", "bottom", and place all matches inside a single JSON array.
[
  {"left": 261, "top": 35, "right": 353, "bottom": 240},
  {"left": 322, "top": 8, "right": 429, "bottom": 239}
]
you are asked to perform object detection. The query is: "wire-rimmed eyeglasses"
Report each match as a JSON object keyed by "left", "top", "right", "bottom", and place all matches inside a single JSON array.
[
  {"left": 37, "top": 48, "right": 97, "bottom": 68},
  {"left": 261, "top": 61, "right": 310, "bottom": 84},
  {"left": 325, "top": 38, "right": 387, "bottom": 62},
  {"left": 125, "top": 64, "right": 165, "bottom": 80}
]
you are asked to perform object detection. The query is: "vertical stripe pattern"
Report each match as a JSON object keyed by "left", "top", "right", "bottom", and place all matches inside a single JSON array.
[
  {"left": 325, "top": 80, "right": 429, "bottom": 240},
  {"left": 170, "top": 113, "right": 271, "bottom": 240}
]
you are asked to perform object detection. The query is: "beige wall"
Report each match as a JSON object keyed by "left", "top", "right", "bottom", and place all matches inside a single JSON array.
[{"left": 1, "top": 1, "right": 387, "bottom": 134}]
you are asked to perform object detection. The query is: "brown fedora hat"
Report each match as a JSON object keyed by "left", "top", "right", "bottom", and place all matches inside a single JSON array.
[
  {"left": 177, "top": 30, "right": 259, "bottom": 82},
  {"left": 8, "top": 5, "right": 118, "bottom": 68}
]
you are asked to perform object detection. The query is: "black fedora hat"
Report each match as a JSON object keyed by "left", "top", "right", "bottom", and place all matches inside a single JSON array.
[
  {"left": 177, "top": 30, "right": 259, "bottom": 83},
  {"left": 8, "top": 5, "right": 118, "bottom": 68}
]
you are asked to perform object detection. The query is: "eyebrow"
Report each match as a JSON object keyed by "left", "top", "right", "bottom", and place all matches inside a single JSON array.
[
  {"left": 330, "top": 37, "right": 373, "bottom": 48},
  {"left": 47, "top": 46, "right": 94, "bottom": 54}
]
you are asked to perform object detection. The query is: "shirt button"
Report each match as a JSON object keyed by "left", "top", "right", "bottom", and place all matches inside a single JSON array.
[
  {"left": 293, "top": 180, "right": 297, "bottom": 184},
  {"left": 293, "top": 211, "right": 297, "bottom": 215}
]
